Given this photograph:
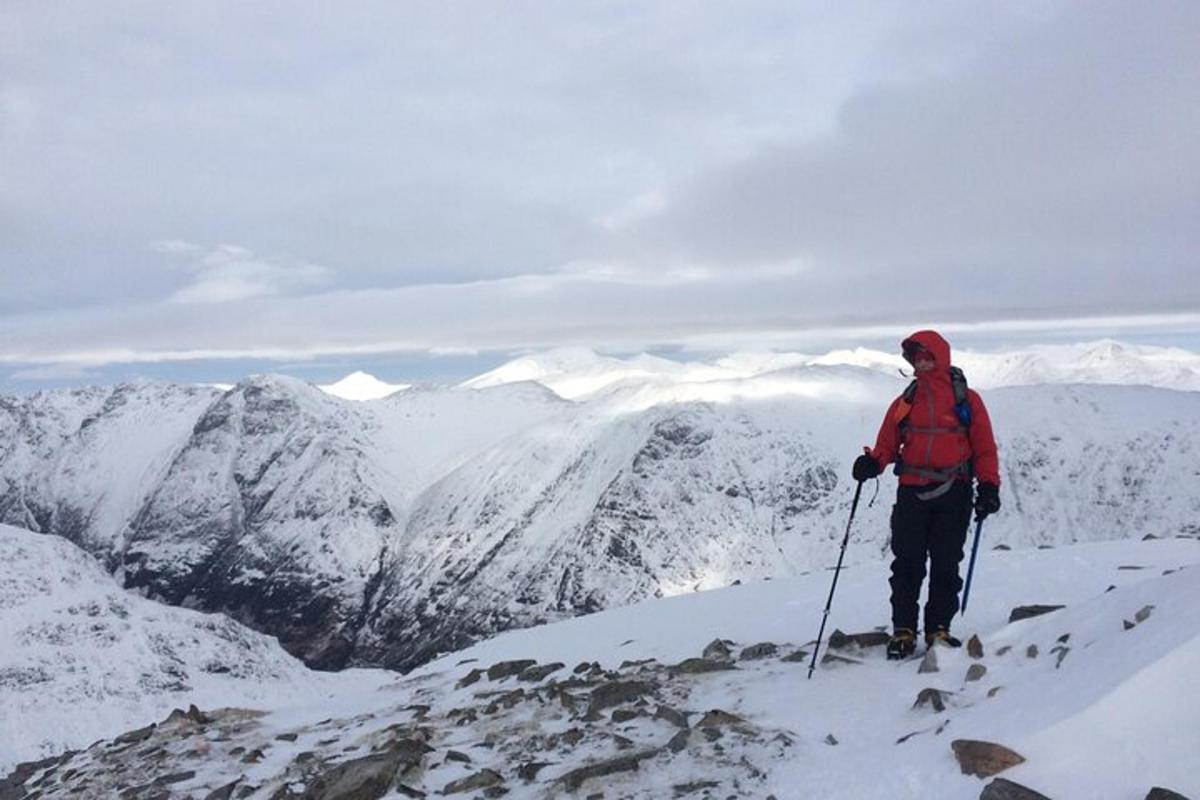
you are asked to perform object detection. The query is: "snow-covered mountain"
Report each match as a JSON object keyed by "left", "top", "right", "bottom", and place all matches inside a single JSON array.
[
  {"left": 2, "top": 342, "right": 1199, "bottom": 674},
  {"left": 5, "top": 533, "right": 1196, "bottom": 798},
  {"left": 319, "top": 371, "right": 410, "bottom": 401},
  {"left": 0, "top": 524, "right": 388, "bottom": 773}
]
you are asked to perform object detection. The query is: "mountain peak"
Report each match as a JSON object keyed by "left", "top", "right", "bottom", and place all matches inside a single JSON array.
[{"left": 319, "top": 371, "right": 410, "bottom": 401}]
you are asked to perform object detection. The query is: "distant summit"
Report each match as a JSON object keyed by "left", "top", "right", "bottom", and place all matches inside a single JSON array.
[{"left": 319, "top": 371, "right": 410, "bottom": 401}]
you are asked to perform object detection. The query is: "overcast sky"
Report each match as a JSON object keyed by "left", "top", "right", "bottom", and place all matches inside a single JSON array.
[{"left": 1, "top": 1, "right": 1197, "bottom": 388}]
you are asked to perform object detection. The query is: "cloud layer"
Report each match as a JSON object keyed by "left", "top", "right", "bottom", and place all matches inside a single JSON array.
[{"left": 0, "top": 1, "right": 1195, "bottom": 370}]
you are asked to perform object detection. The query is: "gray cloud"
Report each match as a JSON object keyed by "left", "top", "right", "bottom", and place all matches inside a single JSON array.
[{"left": 0, "top": 1, "right": 1195, "bottom": 369}]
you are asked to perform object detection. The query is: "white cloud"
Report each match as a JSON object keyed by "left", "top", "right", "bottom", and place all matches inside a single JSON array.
[{"left": 154, "top": 241, "right": 334, "bottom": 304}]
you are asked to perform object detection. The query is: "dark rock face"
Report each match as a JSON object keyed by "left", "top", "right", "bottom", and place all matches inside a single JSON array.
[
  {"left": 1009, "top": 605, "right": 1066, "bottom": 623},
  {"left": 980, "top": 777, "right": 1053, "bottom": 800},
  {"left": 1145, "top": 789, "right": 1191, "bottom": 800}
]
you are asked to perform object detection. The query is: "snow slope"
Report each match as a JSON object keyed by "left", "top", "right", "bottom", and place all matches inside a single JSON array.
[
  {"left": 7, "top": 534, "right": 1196, "bottom": 798},
  {"left": 0, "top": 524, "right": 388, "bottom": 774}
]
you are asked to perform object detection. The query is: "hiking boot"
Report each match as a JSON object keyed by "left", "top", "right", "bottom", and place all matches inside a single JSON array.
[
  {"left": 925, "top": 628, "right": 963, "bottom": 649},
  {"left": 886, "top": 629, "right": 916, "bottom": 660}
]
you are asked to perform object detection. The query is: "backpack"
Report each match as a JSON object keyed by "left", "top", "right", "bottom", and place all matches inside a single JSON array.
[{"left": 890, "top": 366, "right": 974, "bottom": 485}]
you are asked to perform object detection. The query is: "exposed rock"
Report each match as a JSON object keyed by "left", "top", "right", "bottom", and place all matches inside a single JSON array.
[
  {"left": 619, "top": 658, "right": 658, "bottom": 670},
  {"left": 204, "top": 779, "right": 244, "bottom": 800},
  {"left": 951, "top": 739, "right": 1026, "bottom": 777},
  {"left": 456, "top": 668, "right": 484, "bottom": 688},
  {"left": 674, "top": 780, "right": 721, "bottom": 796},
  {"left": 1135, "top": 605, "right": 1156, "bottom": 624},
  {"left": 702, "top": 639, "right": 733, "bottom": 661},
  {"left": 668, "top": 658, "right": 737, "bottom": 676},
  {"left": 444, "top": 750, "right": 471, "bottom": 764},
  {"left": 1125, "top": 620, "right": 1137, "bottom": 631},
  {"left": 667, "top": 729, "right": 691, "bottom": 753},
  {"left": 824, "top": 734, "right": 838, "bottom": 746},
  {"left": 967, "top": 635, "right": 984, "bottom": 659},
  {"left": 517, "top": 761, "right": 551, "bottom": 782},
  {"left": 486, "top": 660, "right": 537, "bottom": 681},
  {"left": 738, "top": 642, "right": 779, "bottom": 660},
  {"left": 443, "top": 769, "right": 504, "bottom": 795},
  {"left": 965, "top": 664, "right": 988, "bottom": 682},
  {"left": 780, "top": 650, "right": 809, "bottom": 663},
  {"left": 654, "top": 705, "right": 689, "bottom": 729},
  {"left": 1051, "top": 646, "right": 1070, "bottom": 669},
  {"left": 519, "top": 662, "right": 565, "bottom": 682},
  {"left": 572, "top": 661, "right": 593, "bottom": 675},
  {"left": 114, "top": 723, "right": 158, "bottom": 745},
  {"left": 912, "top": 688, "right": 948, "bottom": 713},
  {"left": 612, "top": 709, "right": 641, "bottom": 723},
  {"left": 588, "top": 679, "right": 657, "bottom": 714},
  {"left": 987, "top": 686, "right": 1005, "bottom": 698},
  {"left": 980, "top": 777, "right": 1052, "bottom": 799},
  {"left": 996, "top": 645, "right": 1012, "bottom": 656},
  {"left": 828, "top": 630, "right": 890, "bottom": 650},
  {"left": 1145, "top": 788, "right": 1192, "bottom": 800},
  {"left": 155, "top": 770, "right": 196, "bottom": 785},
  {"left": 276, "top": 732, "right": 299, "bottom": 742},
  {"left": 1009, "top": 605, "right": 1065, "bottom": 622},
  {"left": 298, "top": 745, "right": 424, "bottom": 800},
  {"left": 555, "top": 750, "right": 659, "bottom": 791},
  {"left": 820, "top": 652, "right": 862, "bottom": 667},
  {"left": 918, "top": 648, "right": 940, "bottom": 674},
  {"left": 1026, "top": 645, "right": 1039, "bottom": 659},
  {"left": 696, "top": 709, "right": 745, "bottom": 728}
]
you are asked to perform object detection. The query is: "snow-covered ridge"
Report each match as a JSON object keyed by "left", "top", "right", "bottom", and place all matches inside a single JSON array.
[
  {"left": 3, "top": 345, "right": 1200, "bottom": 674},
  {"left": 460, "top": 339, "right": 1200, "bottom": 399},
  {"left": 4, "top": 534, "right": 1196, "bottom": 798},
  {"left": 0, "top": 524, "right": 388, "bottom": 773}
]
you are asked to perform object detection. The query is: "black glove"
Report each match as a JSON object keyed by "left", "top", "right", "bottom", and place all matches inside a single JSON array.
[
  {"left": 852, "top": 453, "right": 881, "bottom": 482},
  {"left": 975, "top": 482, "right": 1000, "bottom": 520}
]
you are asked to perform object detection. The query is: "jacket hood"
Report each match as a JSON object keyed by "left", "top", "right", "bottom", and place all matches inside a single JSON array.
[{"left": 901, "top": 330, "right": 951, "bottom": 372}]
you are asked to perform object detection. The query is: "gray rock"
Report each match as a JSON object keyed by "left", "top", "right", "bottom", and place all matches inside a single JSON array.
[
  {"left": 701, "top": 639, "right": 733, "bottom": 661},
  {"left": 780, "top": 650, "right": 809, "bottom": 663},
  {"left": 519, "top": 662, "right": 565, "bottom": 682},
  {"left": 738, "top": 642, "right": 779, "bottom": 660},
  {"left": 154, "top": 771, "right": 196, "bottom": 785},
  {"left": 828, "top": 630, "right": 891, "bottom": 650},
  {"left": 203, "top": 778, "right": 244, "bottom": 800},
  {"left": 668, "top": 658, "right": 737, "bottom": 676},
  {"left": 456, "top": 668, "right": 484, "bottom": 688},
  {"left": 588, "top": 679, "right": 657, "bottom": 714},
  {"left": 1135, "top": 605, "right": 1155, "bottom": 624},
  {"left": 696, "top": 709, "right": 745, "bottom": 728},
  {"left": 966, "top": 664, "right": 988, "bottom": 682},
  {"left": 1026, "top": 644, "right": 1039, "bottom": 659},
  {"left": 486, "top": 660, "right": 537, "bottom": 681},
  {"left": 667, "top": 729, "right": 691, "bottom": 753},
  {"left": 1145, "top": 788, "right": 1191, "bottom": 800},
  {"left": 442, "top": 769, "right": 504, "bottom": 795},
  {"left": 1009, "top": 605, "right": 1065, "bottom": 622},
  {"left": 951, "top": 739, "right": 1026, "bottom": 777},
  {"left": 654, "top": 705, "right": 689, "bottom": 729},
  {"left": 980, "top": 777, "right": 1052, "bottom": 799},
  {"left": 912, "top": 688, "right": 948, "bottom": 713},
  {"left": 918, "top": 648, "right": 940, "bottom": 674},
  {"left": 556, "top": 751, "right": 659, "bottom": 791},
  {"left": 516, "top": 761, "right": 551, "bottom": 782}
]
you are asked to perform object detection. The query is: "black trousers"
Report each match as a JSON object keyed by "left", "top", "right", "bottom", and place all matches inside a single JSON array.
[{"left": 889, "top": 480, "right": 973, "bottom": 634}]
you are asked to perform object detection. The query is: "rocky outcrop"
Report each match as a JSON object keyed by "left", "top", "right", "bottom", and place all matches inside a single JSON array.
[{"left": 951, "top": 739, "right": 1027, "bottom": 778}]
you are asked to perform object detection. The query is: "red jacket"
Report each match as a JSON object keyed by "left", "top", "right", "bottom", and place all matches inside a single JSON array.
[{"left": 869, "top": 330, "right": 1000, "bottom": 487}]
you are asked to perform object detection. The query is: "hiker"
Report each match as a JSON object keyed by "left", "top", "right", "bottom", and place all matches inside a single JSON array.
[{"left": 852, "top": 330, "right": 1000, "bottom": 659}]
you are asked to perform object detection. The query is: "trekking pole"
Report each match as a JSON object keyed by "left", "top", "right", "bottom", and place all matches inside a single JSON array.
[
  {"left": 960, "top": 516, "right": 985, "bottom": 615},
  {"left": 807, "top": 480, "right": 864, "bottom": 680}
]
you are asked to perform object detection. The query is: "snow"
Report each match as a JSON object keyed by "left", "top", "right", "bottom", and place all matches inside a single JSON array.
[
  {"left": 318, "top": 371, "right": 410, "bottom": 401},
  {"left": 0, "top": 524, "right": 389, "bottom": 773},
  {"left": 401, "top": 535, "right": 1200, "bottom": 799}
]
